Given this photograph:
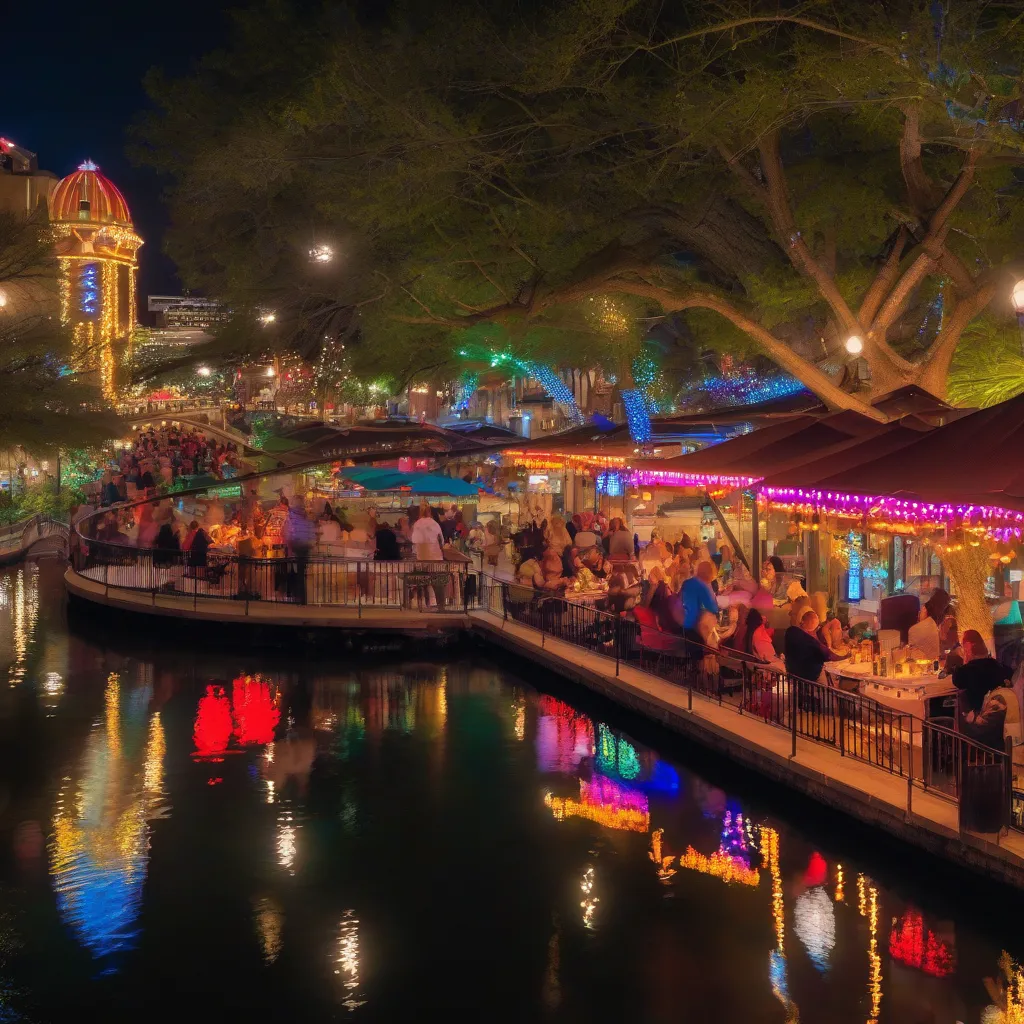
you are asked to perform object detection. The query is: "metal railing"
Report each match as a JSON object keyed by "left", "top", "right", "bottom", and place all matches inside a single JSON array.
[
  {"left": 71, "top": 536, "right": 475, "bottom": 613},
  {"left": 478, "top": 576, "right": 1016, "bottom": 840}
]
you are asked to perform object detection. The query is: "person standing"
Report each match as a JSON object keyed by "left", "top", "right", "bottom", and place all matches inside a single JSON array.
[
  {"left": 679, "top": 560, "right": 719, "bottom": 643},
  {"left": 283, "top": 498, "right": 316, "bottom": 604},
  {"left": 410, "top": 500, "right": 444, "bottom": 561}
]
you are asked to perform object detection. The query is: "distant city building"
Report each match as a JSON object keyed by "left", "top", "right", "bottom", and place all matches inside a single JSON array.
[
  {"left": 49, "top": 160, "right": 143, "bottom": 399},
  {"left": 147, "top": 295, "right": 230, "bottom": 330},
  {"left": 0, "top": 137, "right": 56, "bottom": 218}
]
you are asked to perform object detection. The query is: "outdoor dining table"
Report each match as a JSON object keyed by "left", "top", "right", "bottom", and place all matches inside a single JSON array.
[{"left": 828, "top": 659, "right": 956, "bottom": 721}]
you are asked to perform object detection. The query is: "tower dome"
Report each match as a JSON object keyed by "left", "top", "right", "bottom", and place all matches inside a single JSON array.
[
  {"left": 49, "top": 160, "right": 142, "bottom": 400},
  {"left": 49, "top": 160, "right": 133, "bottom": 227}
]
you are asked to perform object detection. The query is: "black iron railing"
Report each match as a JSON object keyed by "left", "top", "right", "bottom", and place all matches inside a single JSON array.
[{"left": 478, "top": 576, "right": 1016, "bottom": 840}]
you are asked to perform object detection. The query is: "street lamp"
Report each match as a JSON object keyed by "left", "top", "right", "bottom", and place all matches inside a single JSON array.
[
  {"left": 196, "top": 365, "right": 212, "bottom": 377},
  {"left": 845, "top": 334, "right": 864, "bottom": 355},
  {"left": 308, "top": 243, "right": 334, "bottom": 264},
  {"left": 1012, "top": 280, "right": 1024, "bottom": 355},
  {"left": 259, "top": 312, "right": 276, "bottom": 325},
  {"left": 0, "top": 289, "right": 7, "bottom": 309}
]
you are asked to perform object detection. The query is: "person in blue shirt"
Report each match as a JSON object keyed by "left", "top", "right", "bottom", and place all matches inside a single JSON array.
[{"left": 679, "top": 560, "right": 719, "bottom": 639}]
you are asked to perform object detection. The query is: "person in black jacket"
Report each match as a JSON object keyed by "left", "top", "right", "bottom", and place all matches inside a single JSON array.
[
  {"left": 784, "top": 609, "right": 840, "bottom": 683},
  {"left": 374, "top": 523, "right": 401, "bottom": 560}
]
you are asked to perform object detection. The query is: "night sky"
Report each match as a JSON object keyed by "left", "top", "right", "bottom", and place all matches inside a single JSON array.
[{"left": 6, "top": 0, "right": 238, "bottom": 302}]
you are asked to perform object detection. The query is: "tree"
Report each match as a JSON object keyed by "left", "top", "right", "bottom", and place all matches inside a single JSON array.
[
  {"left": 136, "top": 0, "right": 1024, "bottom": 418},
  {"left": 0, "top": 211, "right": 121, "bottom": 452}
]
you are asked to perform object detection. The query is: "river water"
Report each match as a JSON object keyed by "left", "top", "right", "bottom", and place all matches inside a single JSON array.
[{"left": 0, "top": 559, "right": 1021, "bottom": 1022}]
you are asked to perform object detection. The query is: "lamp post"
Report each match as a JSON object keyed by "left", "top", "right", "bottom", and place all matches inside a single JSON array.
[
  {"left": 1012, "top": 280, "right": 1024, "bottom": 356},
  {"left": 845, "top": 334, "right": 864, "bottom": 355}
]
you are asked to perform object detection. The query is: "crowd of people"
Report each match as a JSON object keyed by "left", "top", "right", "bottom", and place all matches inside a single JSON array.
[{"left": 92, "top": 427, "right": 243, "bottom": 508}]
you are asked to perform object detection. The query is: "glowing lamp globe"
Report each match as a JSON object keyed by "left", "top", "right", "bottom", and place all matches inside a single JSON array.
[
  {"left": 1013, "top": 280, "right": 1024, "bottom": 314},
  {"left": 308, "top": 244, "right": 334, "bottom": 264},
  {"left": 845, "top": 335, "right": 864, "bottom": 355},
  {"left": 196, "top": 366, "right": 212, "bottom": 378},
  {"left": 0, "top": 290, "right": 7, "bottom": 308}
]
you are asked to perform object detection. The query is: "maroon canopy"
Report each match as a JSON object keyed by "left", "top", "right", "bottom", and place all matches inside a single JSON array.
[
  {"left": 798, "top": 393, "right": 1024, "bottom": 511},
  {"left": 633, "top": 410, "right": 898, "bottom": 480}
]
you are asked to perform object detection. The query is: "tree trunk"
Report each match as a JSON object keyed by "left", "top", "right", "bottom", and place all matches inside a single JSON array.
[{"left": 941, "top": 545, "right": 994, "bottom": 648}]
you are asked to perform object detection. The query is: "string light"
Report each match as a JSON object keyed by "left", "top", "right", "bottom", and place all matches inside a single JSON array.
[
  {"left": 545, "top": 776, "right": 650, "bottom": 832},
  {"left": 621, "top": 388, "right": 651, "bottom": 443},
  {"left": 685, "top": 372, "right": 807, "bottom": 408},
  {"left": 632, "top": 468, "right": 759, "bottom": 489}
]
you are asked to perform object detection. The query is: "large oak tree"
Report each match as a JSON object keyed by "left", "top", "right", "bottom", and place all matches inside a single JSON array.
[{"left": 136, "top": 0, "right": 1024, "bottom": 417}]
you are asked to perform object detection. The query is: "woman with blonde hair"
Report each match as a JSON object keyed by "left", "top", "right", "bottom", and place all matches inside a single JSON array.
[{"left": 545, "top": 514, "right": 573, "bottom": 555}]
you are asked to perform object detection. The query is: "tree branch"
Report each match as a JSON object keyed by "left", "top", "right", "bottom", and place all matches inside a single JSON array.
[
  {"left": 899, "top": 103, "right": 942, "bottom": 216},
  {"left": 870, "top": 149, "right": 980, "bottom": 336},
  {"left": 858, "top": 227, "right": 908, "bottom": 325},
  {"left": 758, "top": 132, "right": 860, "bottom": 333},
  {"left": 601, "top": 277, "right": 887, "bottom": 421},
  {"left": 918, "top": 282, "right": 997, "bottom": 398},
  {"left": 643, "top": 16, "right": 897, "bottom": 57}
]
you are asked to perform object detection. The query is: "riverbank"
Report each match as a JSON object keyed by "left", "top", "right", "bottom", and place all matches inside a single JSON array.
[
  {"left": 64, "top": 562, "right": 1024, "bottom": 890},
  {"left": 470, "top": 608, "right": 1024, "bottom": 889}
]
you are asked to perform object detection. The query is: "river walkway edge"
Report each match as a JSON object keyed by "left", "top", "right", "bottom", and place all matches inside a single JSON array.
[{"left": 64, "top": 566, "right": 1024, "bottom": 890}]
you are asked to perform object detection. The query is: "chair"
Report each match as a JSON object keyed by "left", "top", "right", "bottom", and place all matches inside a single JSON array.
[
  {"left": 633, "top": 606, "right": 687, "bottom": 654},
  {"left": 880, "top": 593, "right": 921, "bottom": 643}
]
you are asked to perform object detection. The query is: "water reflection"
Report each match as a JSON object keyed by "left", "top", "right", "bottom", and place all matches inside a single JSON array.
[
  {"left": 49, "top": 671, "right": 167, "bottom": 967},
  {"left": 333, "top": 910, "right": 365, "bottom": 1010},
  {"left": 8, "top": 562, "right": 1024, "bottom": 1019}
]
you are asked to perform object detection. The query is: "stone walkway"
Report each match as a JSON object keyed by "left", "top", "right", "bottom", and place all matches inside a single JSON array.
[{"left": 469, "top": 608, "right": 1024, "bottom": 889}]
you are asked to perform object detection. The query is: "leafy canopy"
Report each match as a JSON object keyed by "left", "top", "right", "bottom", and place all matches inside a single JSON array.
[{"left": 135, "top": 0, "right": 1024, "bottom": 407}]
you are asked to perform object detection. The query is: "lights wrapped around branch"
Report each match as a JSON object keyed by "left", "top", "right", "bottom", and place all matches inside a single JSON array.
[{"left": 621, "top": 388, "right": 652, "bottom": 444}]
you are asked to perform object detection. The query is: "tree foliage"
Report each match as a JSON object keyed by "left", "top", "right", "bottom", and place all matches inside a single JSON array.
[
  {"left": 0, "top": 212, "right": 122, "bottom": 453},
  {"left": 135, "top": 0, "right": 1024, "bottom": 413}
]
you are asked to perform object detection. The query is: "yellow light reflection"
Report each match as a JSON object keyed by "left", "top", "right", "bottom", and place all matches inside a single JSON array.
[
  {"left": 277, "top": 807, "right": 297, "bottom": 873},
  {"left": 254, "top": 896, "right": 283, "bottom": 964},
  {"left": 334, "top": 909, "right": 366, "bottom": 1009},
  {"left": 513, "top": 694, "right": 526, "bottom": 741},
  {"left": 835, "top": 863, "right": 844, "bottom": 903},
  {"left": 648, "top": 828, "right": 677, "bottom": 882},
  {"left": 867, "top": 885, "right": 882, "bottom": 1023},
  {"left": 49, "top": 674, "right": 167, "bottom": 960},
  {"left": 545, "top": 781, "right": 649, "bottom": 833},
  {"left": 105, "top": 672, "right": 121, "bottom": 758},
  {"left": 678, "top": 846, "right": 759, "bottom": 887},
  {"left": 580, "top": 866, "right": 598, "bottom": 928},
  {"left": 761, "top": 827, "right": 798, "bottom": 1022},
  {"left": 6, "top": 567, "right": 39, "bottom": 687}
]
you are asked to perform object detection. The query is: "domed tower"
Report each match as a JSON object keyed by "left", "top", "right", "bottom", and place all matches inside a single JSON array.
[{"left": 49, "top": 161, "right": 142, "bottom": 399}]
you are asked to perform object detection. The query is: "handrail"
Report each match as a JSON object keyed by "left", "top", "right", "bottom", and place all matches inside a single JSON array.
[{"left": 475, "top": 574, "right": 1016, "bottom": 839}]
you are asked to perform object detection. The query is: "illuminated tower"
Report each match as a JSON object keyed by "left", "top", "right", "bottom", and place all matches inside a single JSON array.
[{"left": 48, "top": 161, "right": 142, "bottom": 399}]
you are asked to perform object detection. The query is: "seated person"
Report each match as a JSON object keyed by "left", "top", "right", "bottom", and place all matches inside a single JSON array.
[
  {"left": 577, "top": 547, "right": 610, "bottom": 579},
  {"left": 953, "top": 630, "right": 1011, "bottom": 714},
  {"left": 603, "top": 572, "right": 636, "bottom": 615},
  {"left": 907, "top": 605, "right": 940, "bottom": 661},
  {"left": 784, "top": 609, "right": 840, "bottom": 683},
  {"left": 744, "top": 609, "right": 786, "bottom": 672}
]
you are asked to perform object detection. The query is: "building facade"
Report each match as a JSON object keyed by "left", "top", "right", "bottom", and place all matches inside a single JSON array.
[
  {"left": 147, "top": 294, "right": 230, "bottom": 330},
  {"left": 49, "top": 161, "right": 142, "bottom": 399},
  {"left": 0, "top": 137, "right": 56, "bottom": 218}
]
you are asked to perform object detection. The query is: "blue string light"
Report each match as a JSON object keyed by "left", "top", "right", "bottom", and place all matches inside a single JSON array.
[
  {"left": 520, "top": 361, "right": 584, "bottom": 424},
  {"left": 453, "top": 371, "right": 479, "bottom": 412},
  {"left": 79, "top": 263, "right": 98, "bottom": 315},
  {"left": 621, "top": 388, "right": 652, "bottom": 443},
  {"left": 687, "top": 372, "right": 807, "bottom": 408}
]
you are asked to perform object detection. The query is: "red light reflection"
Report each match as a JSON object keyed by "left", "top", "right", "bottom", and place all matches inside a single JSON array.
[
  {"left": 194, "top": 686, "right": 233, "bottom": 761},
  {"left": 889, "top": 909, "right": 954, "bottom": 977},
  {"left": 232, "top": 675, "right": 280, "bottom": 745}
]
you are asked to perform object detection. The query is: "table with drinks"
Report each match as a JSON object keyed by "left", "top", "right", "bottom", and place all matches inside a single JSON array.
[{"left": 827, "top": 640, "right": 957, "bottom": 721}]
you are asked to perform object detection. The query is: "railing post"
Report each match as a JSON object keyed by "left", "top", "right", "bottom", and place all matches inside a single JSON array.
[
  {"left": 615, "top": 616, "right": 620, "bottom": 678},
  {"left": 357, "top": 562, "right": 362, "bottom": 618},
  {"left": 838, "top": 693, "right": 845, "bottom": 757},
  {"left": 790, "top": 678, "right": 797, "bottom": 758},
  {"left": 906, "top": 716, "right": 914, "bottom": 820}
]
